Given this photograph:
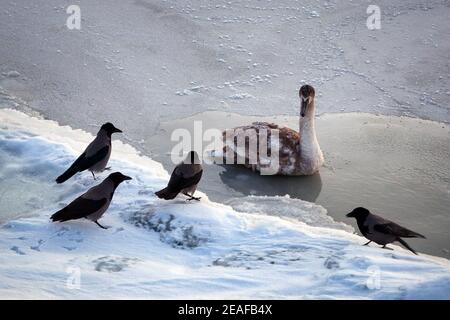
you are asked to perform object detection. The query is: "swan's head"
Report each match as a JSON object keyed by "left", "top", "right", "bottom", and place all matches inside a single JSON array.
[{"left": 299, "top": 85, "right": 315, "bottom": 117}]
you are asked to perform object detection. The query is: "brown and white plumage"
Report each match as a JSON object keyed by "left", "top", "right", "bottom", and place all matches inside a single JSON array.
[{"left": 220, "top": 85, "right": 323, "bottom": 175}]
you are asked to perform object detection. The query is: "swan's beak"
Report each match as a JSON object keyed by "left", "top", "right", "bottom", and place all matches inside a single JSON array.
[{"left": 301, "top": 96, "right": 309, "bottom": 117}]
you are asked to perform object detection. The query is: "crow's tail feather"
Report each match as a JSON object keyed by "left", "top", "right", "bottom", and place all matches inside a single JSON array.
[
  {"left": 50, "top": 209, "right": 66, "bottom": 222},
  {"left": 56, "top": 166, "right": 78, "bottom": 184},
  {"left": 410, "top": 231, "right": 426, "bottom": 239},
  {"left": 397, "top": 238, "right": 418, "bottom": 255},
  {"left": 155, "top": 187, "right": 178, "bottom": 200}
]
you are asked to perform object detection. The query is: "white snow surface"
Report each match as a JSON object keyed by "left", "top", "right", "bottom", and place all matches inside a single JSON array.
[{"left": 0, "top": 109, "right": 449, "bottom": 299}]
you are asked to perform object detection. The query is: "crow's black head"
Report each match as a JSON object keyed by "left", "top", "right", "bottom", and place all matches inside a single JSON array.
[
  {"left": 101, "top": 122, "right": 122, "bottom": 135},
  {"left": 346, "top": 207, "right": 371, "bottom": 219},
  {"left": 108, "top": 172, "right": 132, "bottom": 185}
]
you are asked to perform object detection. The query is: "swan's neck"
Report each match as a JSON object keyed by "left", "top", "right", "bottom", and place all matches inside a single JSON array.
[
  {"left": 299, "top": 102, "right": 318, "bottom": 146},
  {"left": 298, "top": 101, "right": 323, "bottom": 173}
]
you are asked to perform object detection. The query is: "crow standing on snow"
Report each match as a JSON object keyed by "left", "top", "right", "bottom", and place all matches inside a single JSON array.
[
  {"left": 51, "top": 172, "right": 132, "bottom": 229},
  {"left": 55, "top": 122, "right": 122, "bottom": 183},
  {"left": 155, "top": 151, "right": 203, "bottom": 201},
  {"left": 346, "top": 207, "right": 426, "bottom": 255}
]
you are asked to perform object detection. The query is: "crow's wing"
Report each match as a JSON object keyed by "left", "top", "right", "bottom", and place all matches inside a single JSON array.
[
  {"left": 71, "top": 145, "right": 109, "bottom": 172},
  {"left": 374, "top": 222, "right": 425, "bottom": 238},
  {"left": 51, "top": 197, "right": 108, "bottom": 222},
  {"left": 167, "top": 168, "right": 203, "bottom": 192}
]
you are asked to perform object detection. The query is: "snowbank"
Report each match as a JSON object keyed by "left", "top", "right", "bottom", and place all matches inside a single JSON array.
[{"left": 0, "top": 109, "right": 449, "bottom": 299}]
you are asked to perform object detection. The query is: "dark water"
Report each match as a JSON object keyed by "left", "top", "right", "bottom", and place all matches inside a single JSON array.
[{"left": 146, "top": 111, "right": 450, "bottom": 259}]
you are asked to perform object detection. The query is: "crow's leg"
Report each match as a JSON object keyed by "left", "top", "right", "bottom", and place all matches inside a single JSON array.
[
  {"left": 91, "top": 171, "right": 97, "bottom": 180},
  {"left": 363, "top": 240, "right": 372, "bottom": 246},
  {"left": 95, "top": 221, "right": 108, "bottom": 229},
  {"left": 381, "top": 245, "right": 393, "bottom": 250},
  {"left": 183, "top": 192, "right": 201, "bottom": 201}
]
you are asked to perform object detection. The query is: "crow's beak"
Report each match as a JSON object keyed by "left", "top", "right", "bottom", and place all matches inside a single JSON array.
[
  {"left": 346, "top": 212, "right": 353, "bottom": 218},
  {"left": 113, "top": 127, "right": 123, "bottom": 133},
  {"left": 122, "top": 175, "right": 132, "bottom": 181}
]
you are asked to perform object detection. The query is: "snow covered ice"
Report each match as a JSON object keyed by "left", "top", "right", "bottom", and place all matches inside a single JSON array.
[
  {"left": 0, "top": 109, "right": 449, "bottom": 299},
  {"left": 0, "top": 0, "right": 449, "bottom": 300}
]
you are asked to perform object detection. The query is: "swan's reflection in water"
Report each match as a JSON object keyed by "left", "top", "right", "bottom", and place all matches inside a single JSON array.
[{"left": 217, "top": 164, "right": 322, "bottom": 203}]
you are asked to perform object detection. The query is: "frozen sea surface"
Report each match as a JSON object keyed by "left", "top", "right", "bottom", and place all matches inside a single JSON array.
[
  {"left": 0, "top": 109, "right": 449, "bottom": 299},
  {"left": 0, "top": 0, "right": 449, "bottom": 147}
]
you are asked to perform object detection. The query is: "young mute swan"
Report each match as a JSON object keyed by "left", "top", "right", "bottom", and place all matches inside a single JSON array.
[{"left": 221, "top": 85, "right": 324, "bottom": 175}]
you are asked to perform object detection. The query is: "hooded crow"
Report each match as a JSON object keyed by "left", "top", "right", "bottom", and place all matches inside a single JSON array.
[
  {"left": 51, "top": 172, "right": 132, "bottom": 229},
  {"left": 346, "top": 207, "right": 426, "bottom": 255},
  {"left": 56, "top": 122, "right": 122, "bottom": 183},
  {"left": 155, "top": 151, "right": 203, "bottom": 201}
]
